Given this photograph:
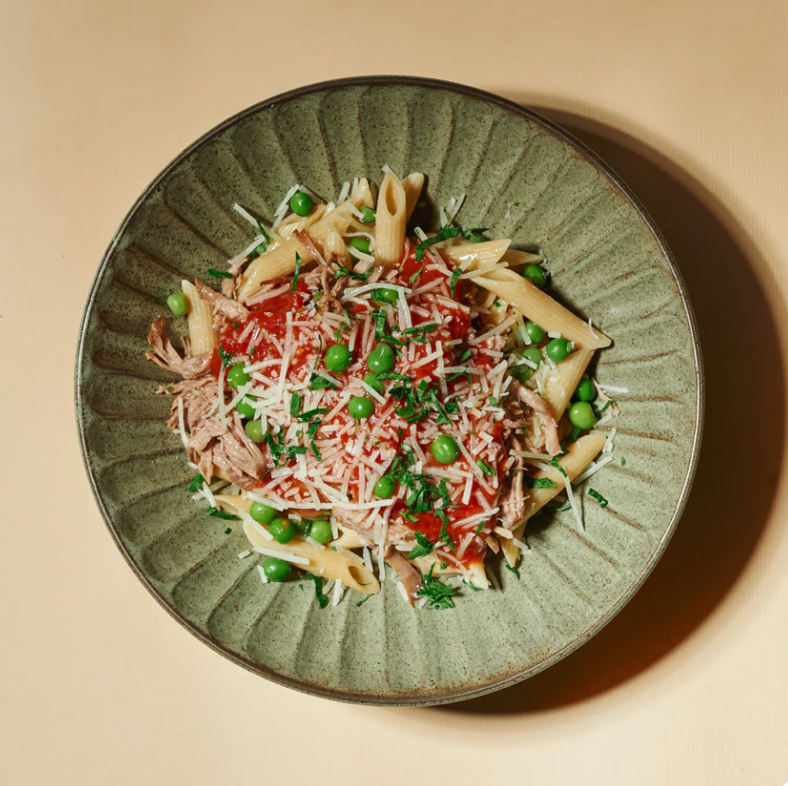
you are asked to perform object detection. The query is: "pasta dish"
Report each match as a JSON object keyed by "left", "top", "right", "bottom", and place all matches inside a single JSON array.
[{"left": 145, "top": 170, "right": 620, "bottom": 609}]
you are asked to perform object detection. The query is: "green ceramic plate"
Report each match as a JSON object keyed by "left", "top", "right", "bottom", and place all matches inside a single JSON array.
[{"left": 76, "top": 77, "right": 703, "bottom": 705}]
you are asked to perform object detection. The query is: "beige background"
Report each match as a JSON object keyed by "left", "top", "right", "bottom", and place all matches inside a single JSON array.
[{"left": 2, "top": 0, "right": 788, "bottom": 783}]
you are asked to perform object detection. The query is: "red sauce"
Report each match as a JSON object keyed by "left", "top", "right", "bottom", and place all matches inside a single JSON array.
[{"left": 210, "top": 286, "right": 311, "bottom": 377}]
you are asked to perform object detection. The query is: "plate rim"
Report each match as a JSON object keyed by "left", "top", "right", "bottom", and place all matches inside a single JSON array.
[{"left": 74, "top": 75, "right": 705, "bottom": 706}]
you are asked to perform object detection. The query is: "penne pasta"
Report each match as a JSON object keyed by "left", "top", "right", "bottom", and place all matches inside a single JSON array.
[
  {"left": 473, "top": 268, "right": 611, "bottom": 349},
  {"left": 275, "top": 203, "right": 328, "bottom": 239},
  {"left": 181, "top": 279, "right": 216, "bottom": 355},
  {"left": 351, "top": 177, "right": 376, "bottom": 209},
  {"left": 374, "top": 172, "right": 407, "bottom": 267},
  {"left": 541, "top": 348, "right": 595, "bottom": 420},
  {"left": 501, "top": 248, "right": 544, "bottom": 268},
  {"left": 441, "top": 239, "right": 511, "bottom": 271},
  {"left": 242, "top": 520, "right": 380, "bottom": 594},
  {"left": 502, "top": 433, "right": 607, "bottom": 565},
  {"left": 401, "top": 172, "right": 425, "bottom": 221}
]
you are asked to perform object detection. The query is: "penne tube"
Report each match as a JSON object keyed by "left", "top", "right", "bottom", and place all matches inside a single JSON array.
[
  {"left": 542, "top": 348, "right": 595, "bottom": 420},
  {"left": 401, "top": 172, "right": 425, "bottom": 221},
  {"left": 351, "top": 177, "right": 376, "bottom": 209},
  {"left": 473, "top": 268, "right": 611, "bottom": 349},
  {"left": 441, "top": 239, "right": 511, "bottom": 271},
  {"left": 502, "top": 433, "right": 607, "bottom": 566},
  {"left": 501, "top": 248, "right": 544, "bottom": 268},
  {"left": 237, "top": 199, "right": 368, "bottom": 301},
  {"left": 275, "top": 203, "right": 328, "bottom": 239},
  {"left": 375, "top": 172, "right": 407, "bottom": 267},
  {"left": 214, "top": 495, "right": 380, "bottom": 594},
  {"left": 181, "top": 280, "right": 216, "bottom": 355},
  {"left": 325, "top": 230, "right": 350, "bottom": 266}
]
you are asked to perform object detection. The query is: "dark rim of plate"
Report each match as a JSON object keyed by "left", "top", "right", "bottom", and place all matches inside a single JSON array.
[{"left": 74, "top": 76, "right": 705, "bottom": 707}]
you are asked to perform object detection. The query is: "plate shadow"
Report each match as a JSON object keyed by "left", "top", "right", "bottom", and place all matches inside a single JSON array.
[{"left": 432, "top": 101, "right": 786, "bottom": 715}]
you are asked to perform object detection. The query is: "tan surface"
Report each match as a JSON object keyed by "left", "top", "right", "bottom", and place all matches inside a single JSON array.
[{"left": 2, "top": 1, "right": 788, "bottom": 784}]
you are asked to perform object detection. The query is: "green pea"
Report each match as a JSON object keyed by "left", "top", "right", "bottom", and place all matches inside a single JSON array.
[
  {"left": 348, "top": 236, "right": 371, "bottom": 254},
  {"left": 522, "top": 264, "right": 547, "bottom": 288},
  {"left": 373, "top": 288, "right": 399, "bottom": 305},
  {"left": 263, "top": 557, "right": 292, "bottom": 582},
  {"left": 249, "top": 502, "right": 276, "bottom": 524},
  {"left": 167, "top": 292, "right": 188, "bottom": 316},
  {"left": 348, "top": 396, "right": 375, "bottom": 419},
  {"left": 524, "top": 321, "right": 545, "bottom": 343},
  {"left": 289, "top": 191, "right": 314, "bottom": 217},
  {"left": 511, "top": 346, "right": 543, "bottom": 381},
  {"left": 269, "top": 517, "right": 295, "bottom": 544},
  {"left": 227, "top": 362, "right": 250, "bottom": 388},
  {"left": 244, "top": 419, "right": 265, "bottom": 443},
  {"left": 308, "top": 520, "right": 333, "bottom": 544},
  {"left": 363, "top": 372, "right": 385, "bottom": 395},
  {"left": 367, "top": 343, "right": 395, "bottom": 374},
  {"left": 250, "top": 502, "right": 277, "bottom": 524},
  {"left": 574, "top": 377, "right": 596, "bottom": 402},
  {"left": 545, "top": 338, "right": 572, "bottom": 363},
  {"left": 292, "top": 518, "right": 311, "bottom": 535},
  {"left": 236, "top": 395, "right": 256, "bottom": 418},
  {"left": 359, "top": 206, "right": 376, "bottom": 224},
  {"left": 568, "top": 401, "right": 597, "bottom": 431},
  {"left": 374, "top": 475, "right": 396, "bottom": 499},
  {"left": 325, "top": 344, "right": 352, "bottom": 373},
  {"left": 431, "top": 434, "right": 460, "bottom": 465}
]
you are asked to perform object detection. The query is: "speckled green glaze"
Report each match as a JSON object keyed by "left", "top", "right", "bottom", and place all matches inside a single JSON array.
[{"left": 75, "top": 77, "right": 703, "bottom": 706}]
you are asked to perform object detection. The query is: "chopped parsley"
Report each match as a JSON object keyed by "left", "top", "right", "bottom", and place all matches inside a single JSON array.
[
  {"left": 232, "top": 321, "right": 240, "bottom": 331},
  {"left": 409, "top": 266, "right": 423, "bottom": 283},
  {"left": 440, "top": 560, "right": 448, "bottom": 570},
  {"left": 290, "top": 252, "right": 302, "bottom": 292},
  {"left": 208, "top": 507, "right": 236, "bottom": 520},
  {"left": 334, "top": 263, "right": 370, "bottom": 283},
  {"left": 505, "top": 564, "right": 521, "bottom": 579},
  {"left": 463, "top": 580, "right": 482, "bottom": 592},
  {"left": 290, "top": 392, "right": 302, "bottom": 417},
  {"left": 407, "top": 531, "right": 435, "bottom": 560},
  {"left": 207, "top": 268, "right": 233, "bottom": 279},
  {"left": 588, "top": 489, "right": 609, "bottom": 508},
  {"left": 525, "top": 476, "right": 558, "bottom": 489},
  {"left": 356, "top": 595, "right": 370, "bottom": 607},
  {"left": 414, "top": 226, "right": 462, "bottom": 261},
  {"left": 246, "top": 220, "right": 271, "bottom": 259},
  {"left": 475, "top": 520, "right": 486, "bottom": 535},
  {"left": 401, "top": 322, "right": 439, "bottom": 337},
  {"left": 477, "top": 459, "right": 495, "bottom": 477},
  {"left": 464, "top": 227, "right": 488, "bottom": 243},
  {"left": 416, "top": 564, "right": 457, "bottom": 609},
  {"left": 309, "top": 374, "right": 337, "bottom": 391},
  {"left": 550, "top": 456, "right": 568, "bottom": 477},
  {"left": 224, "top": 527, "right": 232, "bottom": 534},
  {"left": 305, "top": 574, "right": 328, "bottom": 609},
  {"left": 449, "top": 267, "right": 462, "bottom": 297},
  {"left": 620, "top": 457, "right": 627, "bottom": 466},
  {"left": 218, "top": 345, "right": 233, "bottom": 368},
  {"left": 187, "top": 473, "right": 204, "bottom": 492}
]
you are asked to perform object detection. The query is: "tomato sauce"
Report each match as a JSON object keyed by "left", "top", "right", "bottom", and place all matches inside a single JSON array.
[{"left": 210, "top": 285, "right": 312, "bottom": 377}]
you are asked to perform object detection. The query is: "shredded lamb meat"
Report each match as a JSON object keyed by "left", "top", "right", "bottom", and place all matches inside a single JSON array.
[
  {"left": 194, "top": 279, "right": 249, "bottom": 322},
  {"left": 510, "top": 380, "right": 561, "bottom": 456},
  {"left": 384, "top": 546, "right": 421, "bottom": 605},
  {"left": 146, "top": 317, "right": 212, "bottom": 379}
]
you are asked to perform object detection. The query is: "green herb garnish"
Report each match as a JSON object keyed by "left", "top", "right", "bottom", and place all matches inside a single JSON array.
[
  {"left": 477, "top": 459, "right": 495, "bottom": 477},
  {"left": 525, "top": 476, "right": 558, "bottom": 489},
  {"left": 409, "top": 266, "right": 423, "bottom": 283},
  {"left": 334, "top": 264, "right": 370, "bottom": 283},
  {"left": 290, "top": 252, "right": 302, "bottom": 292},
  {"left": 208, "top": 507, "right": 236, "bottom": 520},
  {"left": 218, "top": 345, "right": 233, "bottom": 368},
  {"left": 416, "top": 564, "right": 457, "bottom": 609},
  {"left": 588, "top": 489, "right": 609, "bottom": 508},
  {"left": 356, "top": 595, "right": 370, "bottom": 607},
  {"left": 187, "top": 473, "right": 204, "bottom": 492},
  {"left": 414, "top": 226, "right": 462, "bottom": 261},
  {"left": 407, "top": 531, "right": 435, "bottom": 560},
  {"left": 306, "top": 574, "right": 328, "bottom": 609},
  {"left": 505, "top": 564, "right": 521, "bottom": 579},
  {"left": 207, "top": 268, "right": 233, "bottom": 279},
  {"left": 449, "top": 267, "right": 462, "bottom": 297},
  {"left": 290, "top": 392, "right": 302, "bottom": 418}
]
